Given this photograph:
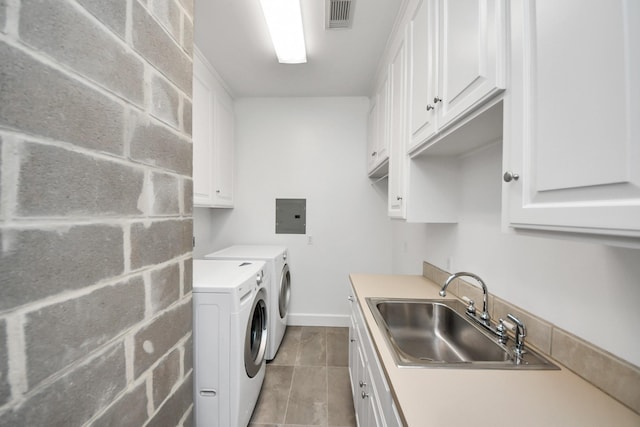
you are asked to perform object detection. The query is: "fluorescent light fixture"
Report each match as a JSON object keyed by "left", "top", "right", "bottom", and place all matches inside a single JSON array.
[{"left": 259, "top": 0, "right": 307, "bottom": 64}]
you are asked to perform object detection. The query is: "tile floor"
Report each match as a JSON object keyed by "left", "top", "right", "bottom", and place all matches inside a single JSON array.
[{"left": 249, "top": 326, "right": 356, "bottom": 427}]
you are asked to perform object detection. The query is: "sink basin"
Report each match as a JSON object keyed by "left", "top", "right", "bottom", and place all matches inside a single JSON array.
[{"left": 366, "top": 298, "right": 558, "bottom": 370}]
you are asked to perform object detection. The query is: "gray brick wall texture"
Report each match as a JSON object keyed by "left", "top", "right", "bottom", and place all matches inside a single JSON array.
[
  {"left": 149, "top": 263, "right": 181, "bottom": 314},
  {"left": 0, "top": 320, "right": 9, "bottom": 407},
  {"left": 151, "top": 71, "right": 181, "bottom": 129},
  {"left": 0, "top": 43, "right": 126, "bottom": 156},
  {"left": 0, "top": 0, "right": 194, "bottom": 426},
  {"left": 16, "top": 141, "right": 145, "bottom": 217},
  {"left": 20, "top": 0, "right": 145, "bottom": 107},
  {"left": 0, "top": 2, "right": 6, "bottom": 34},
  {"left": 75, "top": 0, "right": 127, "bottom": 40}
]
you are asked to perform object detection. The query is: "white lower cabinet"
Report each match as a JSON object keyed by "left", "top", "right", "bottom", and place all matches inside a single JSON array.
[{"left": 349, "top": 292, "right": 403, "bottom": 427}]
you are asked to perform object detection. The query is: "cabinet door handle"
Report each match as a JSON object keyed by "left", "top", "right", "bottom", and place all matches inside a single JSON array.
[
  {"left": 371, "top": 151, "right": 377, "bottom": 157},
  {"left": 347, "top": 296, "right": 354, "bottom": 302},
  {"left": 361, "top": 391, "right": 369, "bottom": 399},
  {"left": 359, "top": 381, "right": 367, "bottom": 388},
  {"left": 503, "top": 171, "right": 520, "bottom": 182},
  {"left": 396, "top": 196, "right": 403, "bottom": 201},
  {"left": 426, "top": 104, "right": 434, "bottom": 111},
  {"left": 433, "top": 96, "right": 442, "bottom": 104}
]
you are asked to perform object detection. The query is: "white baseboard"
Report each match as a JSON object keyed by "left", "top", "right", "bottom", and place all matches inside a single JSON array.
[{"left": 287, "top": 313, "right": 350, "bottom": 327}]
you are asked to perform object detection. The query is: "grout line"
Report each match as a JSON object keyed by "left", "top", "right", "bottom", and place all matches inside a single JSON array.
[
  {"left": 4, "top": 0, "right": 20, "bottom": 39},
  {"left": 0, "top": 135, "right": 20, "bottom": 224},
  {"left": 143, "top": 270, "right": 152, "bottom": 319},
  {"left": 281, "top": 364, "right": 295, "bottom": 425},
  {"left": 125, "top": 0, "right": 133, "bottom": 45},
  {"left": 5, "top": 314, "right": 28, "bottom": 401},
  {"left": 324, "top": 326, "right": 330, "bottom": 425},
  {"left": 145, "top": 373, "right": 154, "bottom": 417},
  {"left": 326, "top": 344, "right": 330, "bottom": 426},
  {"left": 0, "top": 126, "right": 191, "bottom": 180},
  {"left": 179, "top": 8, "right": 185, "bottom": 49}
]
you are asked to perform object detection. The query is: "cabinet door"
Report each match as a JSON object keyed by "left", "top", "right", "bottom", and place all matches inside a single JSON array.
[
  {"left": 354, "top": 329, "right": 369, "bottom": 427},
  {"left": 364, "top": 363, "right": 384, "bottom": 427},
  {"left": 348, "top": 310, "right": 358, "bottom": 399},
  {"left": 193, "top": 50, "right": 235, "bottom": 208},
  {"left": 192, "top": 65, "right": 215, "bottom": 206},
  {"left": 504, "top": 0, "right": 640, "bottom": 240},
  {"left": 368, "top": 75, "right": 390, "bottom": 177},
  {"left": 376, "top": 75, "right": 390, "bottom": 165},
  {"left": 436, "top": 0, "right": 506, "bottom": 128},
  {"left": 409, "top": 0, "right": 438, "bottom": 150},
  {"left": 367, "top": 96, "right": 380, "bottom": 172},
  {"left": 388, "top": 30, "right": 408, "bottom": 218},
  {"left": 212, "top": 98, "right": 234, "bottom": 207}
]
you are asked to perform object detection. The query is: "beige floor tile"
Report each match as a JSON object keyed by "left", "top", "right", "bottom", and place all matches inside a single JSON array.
[
  {"left": 252, "top": 327, "right": 354, "bottom": 427},
  {"left": 271, "top": 326, "right": 302, "bottom": 366},
  {"left": 285, "top": 366, "right": 328, "bottom": 425},
  {"left": 327, "top": 367, "right": 356, "bottom": 427},
  {"left": 296, "top": 327, "right": 326, "bottom": 367},
  {"left": 250, "top": 365, "right": 294, "bottom": 425},
  {"left": 326, "top": 328, "right": 348, "bottom": 367}
]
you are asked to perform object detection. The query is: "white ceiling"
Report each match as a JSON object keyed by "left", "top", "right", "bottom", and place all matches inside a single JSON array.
[{"left": 194, "top": 0, "right": 403, "bottom": 97}]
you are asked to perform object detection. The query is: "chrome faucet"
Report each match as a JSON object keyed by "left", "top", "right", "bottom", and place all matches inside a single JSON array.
[
  {"left": 507, "top": 313, "right": 527, "bottom": 357},
  {"left": 440, "top": 272, "right": 490, "bottom": 323}
]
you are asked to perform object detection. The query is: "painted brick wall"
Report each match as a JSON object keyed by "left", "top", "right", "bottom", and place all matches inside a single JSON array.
[{"left": 0, "top": 0, "right": 194, "bottom": 425}]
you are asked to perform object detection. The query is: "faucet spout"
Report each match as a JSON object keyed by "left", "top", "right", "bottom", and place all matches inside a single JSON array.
[
  {"left": 440, "top": 272, "right": 491, "bottom": 322},
  {"left": 507, "top": 313, "right": 527, "bottom": 357}
]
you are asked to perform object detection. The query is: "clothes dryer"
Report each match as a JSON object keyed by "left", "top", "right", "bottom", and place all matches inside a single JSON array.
[
  {"left": 205, "top": 246, "right": 290, "bottom": 360},
  {"left": 193, "top": 260, "right": 268, "bottom": 427}
]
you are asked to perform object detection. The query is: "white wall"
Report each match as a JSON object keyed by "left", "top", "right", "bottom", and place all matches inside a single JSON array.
[
  {"left": 193, "top": 96, "right": 640, "bottom": 366},
  {"left": 391, "top": 142, "right": 640, "bottom": 367},
  {"left": 194, "top": 97, "right": 393, "bottom": 325}
]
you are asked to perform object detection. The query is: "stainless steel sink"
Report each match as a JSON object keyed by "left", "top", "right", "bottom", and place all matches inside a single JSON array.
[{"left": 366, "top": 298, "right": 559, "bottom": 370}]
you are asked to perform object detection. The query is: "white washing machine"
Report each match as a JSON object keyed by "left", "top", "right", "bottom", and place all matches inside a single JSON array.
[
  {"left": 205, "top": 246, "right": 290, "bottom": 360},
  {"left": 193, "top": 260, "right": 269, "bottom": 427}
]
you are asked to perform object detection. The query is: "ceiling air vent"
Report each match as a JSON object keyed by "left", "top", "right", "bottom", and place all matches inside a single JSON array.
[{"left": 326, "top": 0, "right": 355, "bottom": 29}]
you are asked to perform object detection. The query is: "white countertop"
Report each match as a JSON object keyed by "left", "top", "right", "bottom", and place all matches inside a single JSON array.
[{"left": 349, "top": 273, "right": 640, "bottom": 427}]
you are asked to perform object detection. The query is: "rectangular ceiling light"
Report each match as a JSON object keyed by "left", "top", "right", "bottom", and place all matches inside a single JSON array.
[{"left": 259, "top": 0, "right": 307, "bottom": 64}]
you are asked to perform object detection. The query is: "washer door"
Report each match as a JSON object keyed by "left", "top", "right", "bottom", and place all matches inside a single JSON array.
[
  {"left": 245, "top": 287, "right": 268, "bottom": 378},
  {"left": 279, "top": 264, "right": 291, "bottom": 319}
]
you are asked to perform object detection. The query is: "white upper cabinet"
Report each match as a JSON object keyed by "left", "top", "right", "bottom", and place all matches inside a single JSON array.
[
  {"left": 192, "top": 61, "right": 215, "bottom": 207},
  {"left": 379, "top": 0, "right": 504, "bottom": 222},
  {"left": 193, "top": 49, "right": 234, "bottom": 208},
  {"left": 388, "top": 29, "right": 408, "bottom": 218},
  {"left": 408, "top": 0, "right": 506, "bottom": 154},
  {"left": 436, "top": 0, "right": 506, "bottom": 127},
  {"left": 409, "top": 0, "right": 438, "bottom": 148},
  {"left": 367, "top": 75, "right": 390, "bottom": 177},
  {"left": 503, "top": 0, "right": 640, "bottom": 244},
  {"left": 366, "top": 96, "right": 379, "bottom": 173},
  {"left": 212, "top": 97, "right": 234, "bottom": 207}
]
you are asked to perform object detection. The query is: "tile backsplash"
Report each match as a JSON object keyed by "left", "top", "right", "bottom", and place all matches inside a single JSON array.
[{"left": 423, "top": 261, "right": 640, "bottom": 415}]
